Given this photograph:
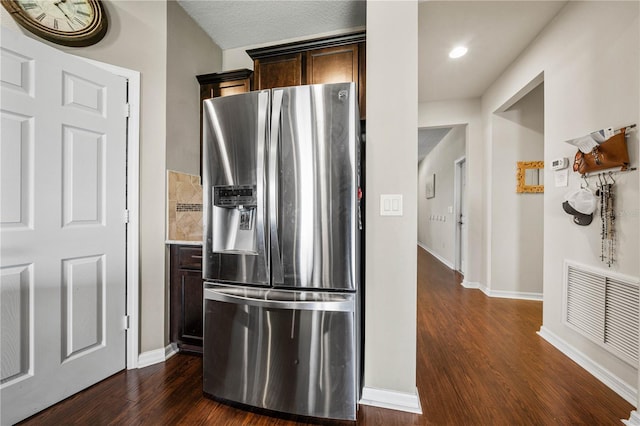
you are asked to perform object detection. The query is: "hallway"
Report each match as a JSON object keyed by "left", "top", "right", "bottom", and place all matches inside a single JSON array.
[
  {"left": 20, "top": 248, "right": 633, "bottom": 425},
  {"left": 415, "top": 247, "right": 632, "bottom": 424}
]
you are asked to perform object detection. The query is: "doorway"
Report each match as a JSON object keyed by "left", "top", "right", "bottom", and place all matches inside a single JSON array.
[
  {"left": 489, "top": 78, "right": 545, "bottom": 299},
  {"left": 417, "top": 125, "right": 467, "bottom": 272}
]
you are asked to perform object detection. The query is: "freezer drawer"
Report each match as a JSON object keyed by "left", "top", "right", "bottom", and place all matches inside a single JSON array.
[{"left": 203, "top": 286, "right": 357, "bottom": 421}]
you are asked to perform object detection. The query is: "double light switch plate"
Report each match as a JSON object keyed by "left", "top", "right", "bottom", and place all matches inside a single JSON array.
[{"left": 380, "top": 194, "right": 403, "bottom": 216}]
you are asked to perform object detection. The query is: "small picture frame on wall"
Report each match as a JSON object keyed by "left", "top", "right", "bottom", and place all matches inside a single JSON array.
[{"left": 426, "top": 173, "right": 435, "bottom": 199}]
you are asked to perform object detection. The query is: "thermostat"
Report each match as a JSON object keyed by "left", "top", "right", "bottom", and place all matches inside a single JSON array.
[{"left": 551, "top": 157, "right": 569, "bottom": 170}]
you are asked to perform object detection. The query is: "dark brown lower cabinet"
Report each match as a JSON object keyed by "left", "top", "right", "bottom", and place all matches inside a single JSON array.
[{"left": 170, "top": 245, "right": 203, "bottom": 354}]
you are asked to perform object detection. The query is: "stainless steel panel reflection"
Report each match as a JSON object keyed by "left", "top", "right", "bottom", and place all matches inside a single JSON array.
[
  {"left": 203, "top": 286, "right": 357, "bottom": 420},
  {"left": 272, "top": 83, "right": 360, "bottom": 291},
  {"left": 204, "top": 285, "right": 355, "bottom": 311},
  {"left": 202, "top": 91, "right": 270, "bottom": 285}
]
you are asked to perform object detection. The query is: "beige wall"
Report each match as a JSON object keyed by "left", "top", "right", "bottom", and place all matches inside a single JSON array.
[
  {"left": 364, "top": 1, "right": 418, "bottom": 394},
  {"left": 166, "top": 0, "right": 222, "bottom": 176}
]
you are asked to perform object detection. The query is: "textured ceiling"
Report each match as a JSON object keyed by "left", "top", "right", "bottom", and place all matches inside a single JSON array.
[{"left": 176, "top": 0, "right": 366, "bottom": 50}]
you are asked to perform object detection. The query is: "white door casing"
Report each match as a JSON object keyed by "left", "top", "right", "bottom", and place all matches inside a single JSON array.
[
  {"left": 1, "top": 28, "right": 128, "bottom": 424},
  {"left": 454, "top": 156, "right": 467, "bottom": 275}
]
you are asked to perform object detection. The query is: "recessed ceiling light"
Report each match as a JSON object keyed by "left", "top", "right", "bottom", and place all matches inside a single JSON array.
[{"left": 449, "top": 46, "right": 468, "bottom": 59}]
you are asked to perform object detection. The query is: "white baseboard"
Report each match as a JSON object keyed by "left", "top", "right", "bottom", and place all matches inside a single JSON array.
[
  {"left": 623, "top": 410, "right": 640, "bottom": 425},
  {"left": 481, "top": 287, "right": 543, "bottom": 301},
  {"left": 538, "top": 326, "right": 637, "bottom": 406},
  {"left": 137, "top": 344, "right": 178, "bottom": 369},
  {"left": 166, "top": 343, "right": 179, "bottom": 360},
  {"left": 461, "top": 279, "right": 480, "bottom": 289},
  {"left": 460, "top": 280, "right": 541, "bottom": 301},
  {"left": 360, "top": 386, "right": 422, "bottom": 414},
  {"left": 417, "top": 242, "right": 455, "bottom": 270}
]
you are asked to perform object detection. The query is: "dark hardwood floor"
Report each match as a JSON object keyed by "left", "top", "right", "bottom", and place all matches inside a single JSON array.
[{"left": 20, "top": 248, "right": 633, "bottom": 425}]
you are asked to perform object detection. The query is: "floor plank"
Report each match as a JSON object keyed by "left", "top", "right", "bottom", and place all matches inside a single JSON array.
[{"left": 19, "top": 247, "right": 634, "bottom": 425}]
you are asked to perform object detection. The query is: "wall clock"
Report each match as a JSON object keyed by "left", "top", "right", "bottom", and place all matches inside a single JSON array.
[{"left": 1, "top": 0, "right": 108, "bottom": 47}]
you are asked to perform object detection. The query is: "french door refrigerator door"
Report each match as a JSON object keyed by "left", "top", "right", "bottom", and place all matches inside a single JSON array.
[
  {"left": 269, "top": 83, "right": 360, "bottom": 291},
  {"left": 203, "top": 285, "right": 358, "bottom": 420},
  {"left": 203, "top": 91, "right": 270, "bottom": 286}
]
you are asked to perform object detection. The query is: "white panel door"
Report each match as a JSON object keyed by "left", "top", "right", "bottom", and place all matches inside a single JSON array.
[{"left": 0, "top": 28, "right": 127, "bottom": 424}]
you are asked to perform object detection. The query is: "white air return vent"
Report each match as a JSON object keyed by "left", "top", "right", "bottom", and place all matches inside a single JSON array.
[{"left": 564, "top": 261, "right": 639, "bottom": 366}]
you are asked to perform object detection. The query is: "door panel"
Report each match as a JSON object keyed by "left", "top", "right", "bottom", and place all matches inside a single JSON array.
[
  {"left": 254, "top": 54, "right": 302, "bottom": 90},
  {"left": 62, "top": 126, "right": 106, "bottom": 226},
  {"left": 306, "top": 44, "right": 359, "bottom": 85},
  {"left": 273, "top": 83, "right": 359, "bottom": 291},
  {"left": 0, "top": 28, "right": 127, "bottom": 424},
  {"left": 203, "top": 287, "right": 357, "bottom": 420},
  {"left": 202, "top": 91, "right": 270, "bottom": 285}
]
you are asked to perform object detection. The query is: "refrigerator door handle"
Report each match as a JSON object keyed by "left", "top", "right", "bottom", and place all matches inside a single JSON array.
[
  {"left": 269, "top": 89, "right": 284, "bottom": 284},
  {"left": 203, "top": 287, "right": 355, "bottom": 312},
  {"left": 256, "top": 90, "right": 269, "bottom": 277}
]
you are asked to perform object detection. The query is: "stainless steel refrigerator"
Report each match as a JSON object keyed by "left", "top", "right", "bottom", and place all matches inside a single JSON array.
[{"left": 201, "top": 82, "right": 362, "bottom": 421}]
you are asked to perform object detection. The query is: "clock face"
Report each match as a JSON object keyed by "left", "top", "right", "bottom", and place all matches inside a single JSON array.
[
  {"left": 2, "top": 0, "right": 108, "bottom": 47},
  {"left": 18, "top": 0, "right": 95, "bottom": 33}
]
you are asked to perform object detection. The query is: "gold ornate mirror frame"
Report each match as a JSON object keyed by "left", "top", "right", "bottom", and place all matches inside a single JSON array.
[{"left": 516, "top": 161, "right": 544, "bottom": 193}]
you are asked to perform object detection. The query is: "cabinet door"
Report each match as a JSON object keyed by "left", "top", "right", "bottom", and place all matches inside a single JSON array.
[
  {"left": 214, "top": 79, "right": 250, "bottom": 98},
  {"left": 170, "top": 245, "right": 203, "bottom": 353},
  {"left": 179, "top": 270, "right": 204, "bottom": 345},
  {"left": 306, "top": 44, "right": 359, "bottom": 85},
  {"left": 200, "top": 79, "right": 251, "bottom": 100},
  {"left": 254, "top": 53, "right": 302, "bottom": 90},
  {"left": 306, "top": 43, "right": 365, "bottom": 119}
]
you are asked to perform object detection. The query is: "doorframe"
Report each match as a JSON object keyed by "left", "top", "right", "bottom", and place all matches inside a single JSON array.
[
  {"left": 80, "top": 57, "right": 140, "bottom": 369},
  {"left": 453, "top": 155, "right": 466, "bottom": 273}
]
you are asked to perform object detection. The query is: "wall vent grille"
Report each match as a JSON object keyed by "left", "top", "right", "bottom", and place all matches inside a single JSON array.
[{"left": 565, "top": 262, "right": 639, "bottom": 365}]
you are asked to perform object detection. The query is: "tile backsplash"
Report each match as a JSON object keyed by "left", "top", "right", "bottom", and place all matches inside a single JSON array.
[{"left": 167, "top": 170, "right": 203, "bottom": 241}]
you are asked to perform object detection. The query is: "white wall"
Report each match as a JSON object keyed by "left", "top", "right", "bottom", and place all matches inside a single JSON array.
[
  {"left": 490, "top": 83, "right": 544, "bottom": 296},
  {"left": 482, "top": 1, "right": 639, "bottom": 396},
  {"left": 364, "top": 0, "right": 418, "bottom": 398},
  {"left": 418, "top": 99, "right": 483, "bottom": 286},
  {"left": 166, "top": 1, "right": 222, "bottom": 176},
  {"left": 418, "top": 126, "right": 466, "bottom": 267}
]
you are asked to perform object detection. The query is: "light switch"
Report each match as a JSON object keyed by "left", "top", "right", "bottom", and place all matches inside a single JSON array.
[{"left": 380, "top": 194, "right": 403, "bottom": 216}]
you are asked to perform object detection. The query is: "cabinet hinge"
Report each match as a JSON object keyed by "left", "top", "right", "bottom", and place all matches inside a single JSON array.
[
  {"left": 123, "top": 315, "right": 130, "bottom": 330},
  {"left": 124, "top": 103, "right": 131, "bottom": 118},
  {"left": 123, "top": 209, "right": 130, "bottom": 224}
]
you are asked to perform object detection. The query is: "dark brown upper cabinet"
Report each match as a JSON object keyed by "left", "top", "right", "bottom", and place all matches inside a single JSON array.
[
  {"left": 196, "top": 69, "right": 253, "bottom": 175},
  {"left": 197, "top": 68, "right": 253, "bottom": 100},
  {"left": 247, "top": 31, "right": 366, "bottom": 120},
  {"left": 253, "top": 53, "right": 303, "bottom": 90},
  {"left": 306, "top": 44, "right": 359, "bottom": 85}
]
